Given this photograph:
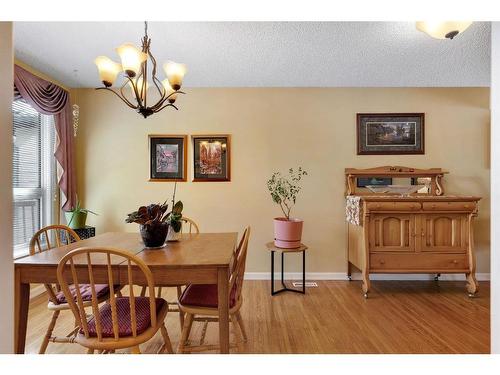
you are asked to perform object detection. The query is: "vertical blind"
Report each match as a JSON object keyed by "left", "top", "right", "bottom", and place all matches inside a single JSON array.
[{"left": 12, "top": 100, "right": 56, "bottom": 257}]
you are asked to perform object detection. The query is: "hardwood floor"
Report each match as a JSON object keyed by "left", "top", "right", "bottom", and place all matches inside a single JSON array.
[{"left": 24, "top": 280, "right": 490, "bottom": 354}]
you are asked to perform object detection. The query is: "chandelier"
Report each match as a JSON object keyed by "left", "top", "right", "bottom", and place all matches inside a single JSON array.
[{"left": 94, "top": 22, "right": 187, "bottom": 118}]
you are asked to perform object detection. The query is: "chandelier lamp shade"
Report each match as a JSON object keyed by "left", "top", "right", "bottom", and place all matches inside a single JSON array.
[
  {"left": 94, "top": 22, "right": 187, "bottom": 118},
  {"left": 416, "top": 21, "right": 473, "bottom": 40}
]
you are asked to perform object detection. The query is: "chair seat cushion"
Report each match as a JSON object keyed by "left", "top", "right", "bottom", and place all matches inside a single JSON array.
[
  {"left": 179, "top": 283, "right": 238, "bottom": 309},
  {"left": 55, "top": 284, "right": 110, "bottom": 304},
  {"left": 84, "top": 297, "right": 166, "bottom": 338}
]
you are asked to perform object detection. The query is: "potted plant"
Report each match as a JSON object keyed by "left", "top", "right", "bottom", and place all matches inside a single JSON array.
[
  {"left": 165, "top": 182, "right": 184, "bottom": 242},
  {"left": 166, "top": 200, "right": 184, "bottom": 241},
  {"left": 64, "top": 201, "right": 98, "bottom": 229},
  {"left": 125, "top": 201, "right": 170, "bottom": 248},
  {"left": 267, "top": 167, "right": 308, "bottom": 248}
]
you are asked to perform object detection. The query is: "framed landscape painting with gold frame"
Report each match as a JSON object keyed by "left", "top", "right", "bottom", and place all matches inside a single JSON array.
[
  {"left": 192, "top": 135, "right": 231, "bottom": 182},
  {"left": 149, "top": 135, "right": 187, "bottom": 181}
]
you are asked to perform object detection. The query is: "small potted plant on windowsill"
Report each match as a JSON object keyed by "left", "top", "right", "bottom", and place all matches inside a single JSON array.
[
  {"left": 64, "top": 201, "right": 98, "bottom": 229},
  {"left": 267, "top": 167, "right": 307, "bottom": 249}
]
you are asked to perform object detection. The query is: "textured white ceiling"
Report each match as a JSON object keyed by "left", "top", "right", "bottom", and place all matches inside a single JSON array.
[{"left": 13, "top": 22, "right": 491, "bottom": 88}]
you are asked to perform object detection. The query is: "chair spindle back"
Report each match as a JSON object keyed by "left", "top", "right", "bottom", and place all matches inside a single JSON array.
[
  {"left": 29, "top": 224, "right": 81, "bottom": 255},
  {"left": 180, "top": 217, "right": 200, "bottom": 234},
  {"left": 29, "top": 225, "right": 81, "bottom": 304},
  {"left": 57, "top": 247, "right": 157, "bottom": 342},
  {"left": 229, "top": 227, "right": 251, "bottom": 303}
]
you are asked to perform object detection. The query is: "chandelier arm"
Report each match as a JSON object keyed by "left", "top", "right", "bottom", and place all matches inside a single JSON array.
[
  {"left": 149, "top": 51, "right": 166, "bottom": 100},
  {"left": 156, "top": 103, "right": 179, "bottom": 113},
  {"left": 96, "top": 87, "right": 137, "bottom": 109},
  {"left": 118, "top": 78, "right": 140, "bottom": 109},
  {"left": 149, "top": 90, "right": 185, "bottom": 111},
  {"left": 152, "top": 74, "right": 166, "bottom": 100},
  {"left": 126, "top": 74, "right": 144, "bottom": 108},
  {"left": 142, "top": 48, "right": 148, "bottom": 108}
]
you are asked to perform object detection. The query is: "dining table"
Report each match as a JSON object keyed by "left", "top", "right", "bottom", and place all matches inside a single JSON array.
[{"left": 14, "top": 231, "right": 238, "bottom": 354}]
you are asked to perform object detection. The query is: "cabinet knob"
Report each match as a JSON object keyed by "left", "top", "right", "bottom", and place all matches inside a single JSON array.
[
  {"left": 452, "top": 260, "right": 458, "bottom": 264},
  {"left": 380, "top": 259, "right": 385, "bottom": 264},
  {"left": 431, "top": 204, "right": 436, "bottom": 208}
]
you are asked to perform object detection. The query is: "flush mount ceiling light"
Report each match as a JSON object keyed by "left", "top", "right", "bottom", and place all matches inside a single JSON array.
[
  {"left": 416, "top": 21, "right": 473, "bottom": 40},
  {"left": 94, "top": 22, "right": 187, "bottom": 118}
]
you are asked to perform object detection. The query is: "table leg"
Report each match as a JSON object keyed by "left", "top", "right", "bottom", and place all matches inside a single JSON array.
[
  {"left": 281, "top": 251, "right": 286, "bottom": 289},
  {"left": 14, "top": 267, "right": 30, "bottom": 354},
  {"left": 217, "top": 267, "right": 230, "bottom": 354},
  {"left": 271, "top": 250, "right": 275, "bottom": 294},
  {"left": 302, "top": 250, "right": 306, "bottom": 294}
]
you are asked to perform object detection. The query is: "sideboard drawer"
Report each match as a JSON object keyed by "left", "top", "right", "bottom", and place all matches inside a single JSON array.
[
  {"left": 369, "top": 253, "right": 468, "bottom": 271},
  {"left": 366, "top": 202, "right": 421, "bottom": 211},
  {"left": 422, "top": 202, "right": 476, "bottom": 212}
]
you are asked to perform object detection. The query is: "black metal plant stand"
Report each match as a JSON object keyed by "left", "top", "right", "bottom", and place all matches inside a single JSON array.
[{"left": 269, "top": 243, "right": 307, "bottom": 295}]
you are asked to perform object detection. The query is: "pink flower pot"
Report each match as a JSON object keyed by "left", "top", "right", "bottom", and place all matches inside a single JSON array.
[{"left": 273, "top": 217, "right": 303, "bottom": 249}]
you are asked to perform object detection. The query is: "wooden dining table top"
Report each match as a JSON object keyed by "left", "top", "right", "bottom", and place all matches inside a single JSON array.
[{"left": 14, "top": 231, "right": 239, "bottom": 268}]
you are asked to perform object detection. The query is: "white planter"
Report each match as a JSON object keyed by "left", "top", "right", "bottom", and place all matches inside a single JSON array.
[{"left": 167, "top": 227, "right": 182, "bottom": 242}]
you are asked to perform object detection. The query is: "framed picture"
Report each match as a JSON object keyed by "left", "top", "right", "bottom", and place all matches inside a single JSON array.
[
  {"left": 149, "top": 135, "right": 187, "bottom": 181},
  {"left": 356, "top": 113, "right": 425, "bottom": 155},
  {"left": 357, "top": 177, "right": 392, "bottom": 188},
  {"left": 192, "top": 135, "right": 231, "bottom": 182}
]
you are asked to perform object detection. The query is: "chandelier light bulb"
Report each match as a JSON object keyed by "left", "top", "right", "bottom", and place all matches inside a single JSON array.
[
  {"left": 164, "top": 61, "right": 187, "bottom": 91},
  {"left": 116, "top": 44, "right": 148, "bottom": 77},
  {"left": 94, "top": 56, "right": 122, "bottom": 87},
  {"left": 416, "top": 21, "right": 473, "bottom": 40}
]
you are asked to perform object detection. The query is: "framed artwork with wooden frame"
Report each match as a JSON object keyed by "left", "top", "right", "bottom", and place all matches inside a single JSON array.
[
  {"left": 149, "top": 135, "right": 187, "bottom": 181},
  {"left": 192, "top": 134, "right": 231, "bottom": 182},
  {"left": 356, "top": 113, "right": 425, "bottom": 155}
]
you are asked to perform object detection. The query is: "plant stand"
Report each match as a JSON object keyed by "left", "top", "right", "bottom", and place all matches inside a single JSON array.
[{"left": 267, "top": 242, "right": 308, "bottom": 295}]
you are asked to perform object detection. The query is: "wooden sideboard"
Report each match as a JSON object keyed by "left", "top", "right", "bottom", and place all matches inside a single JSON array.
[{"left": 345, "top": 166, "right": 480, "bottom": 297}]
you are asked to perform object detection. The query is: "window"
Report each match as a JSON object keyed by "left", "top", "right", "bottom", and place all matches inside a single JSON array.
[{"left": 12, "top": 100, "right": 57, "bottom": 258}]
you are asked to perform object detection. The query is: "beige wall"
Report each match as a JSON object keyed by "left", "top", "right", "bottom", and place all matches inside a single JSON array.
[
  {"left": 73, "top": 87, "right": 490, "bottom": 274},
  {"left": 0, "top": 22, "right": 14, "bottom": 353}
]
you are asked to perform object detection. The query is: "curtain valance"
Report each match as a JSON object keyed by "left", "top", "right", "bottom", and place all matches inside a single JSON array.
[{"left": 14, "top": 64, "right": 76, "bottom": 211}]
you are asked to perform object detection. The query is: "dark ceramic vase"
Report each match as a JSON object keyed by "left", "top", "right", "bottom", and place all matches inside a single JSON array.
[{"left": 140, "top": 222, "right": 169, "bottom": 248}]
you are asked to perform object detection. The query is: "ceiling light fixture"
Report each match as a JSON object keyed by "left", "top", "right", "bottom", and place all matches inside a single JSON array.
[
  {"left": 94, "top": 22, "right": 187, "bottom": 118},
  {"left": 416, "top": 21, "right": 473, "bottom": 40}
]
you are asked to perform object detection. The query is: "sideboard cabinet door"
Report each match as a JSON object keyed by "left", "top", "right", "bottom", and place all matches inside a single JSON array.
[
  {"left": 420, "top": 213, "right": 468, "bottom": 253},
  {"left": 369, "top": 214, "right": 416, "bottom": 252}
]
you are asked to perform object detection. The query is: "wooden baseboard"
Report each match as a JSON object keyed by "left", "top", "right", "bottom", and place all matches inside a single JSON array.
[{"left": 244, "top": 272, "right": 491, "bottom": 281}]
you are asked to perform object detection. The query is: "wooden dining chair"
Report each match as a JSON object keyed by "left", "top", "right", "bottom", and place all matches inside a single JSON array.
[
  {"left": 143, "top": 216, "right": 200, "bottom": 330},
  {"left": 56, "top": 246, "right": 173, "bottom": 354},
  {"left": 180, "top": 216, "right": 200, "bottom": 235},
  {"left": 176, "top": 226, "right": 250, "bottom": 353},
  {"left": 29, "top": 225, "right": 109, "bottom": 354}
]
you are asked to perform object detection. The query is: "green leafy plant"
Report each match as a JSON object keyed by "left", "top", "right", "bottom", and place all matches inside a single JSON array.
[
  {"left": 168, "top": 200, "right": 184, "bottom": 232},
  {"left": 66, "top": 200, "right": 98, "bottom": 226},
  {"left": 167, "top": 181, "right": 184, "bottom": 232},
  {"left": 267, "top": 167, "right": 308, "bottom": 220}
]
